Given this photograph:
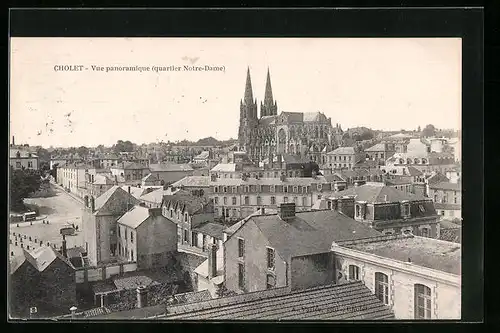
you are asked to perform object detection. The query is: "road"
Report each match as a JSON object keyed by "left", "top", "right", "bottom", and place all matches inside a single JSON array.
[{"left": 9, "top": 184, "right": 85, "bottom": 261}]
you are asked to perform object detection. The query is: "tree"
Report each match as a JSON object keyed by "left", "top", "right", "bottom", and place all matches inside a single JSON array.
[
  {"left": 10, "top": 167, "right": 42, "bottom": 211},
  {"left": 113, "top": 140, "right": 135, "bottom": 153},
  {"left": 421, "top": 124, "right": 436, "bottom": 138},
  {"left": 417, "top": 125, "right": 421, "bottom": 132},
  {"left": 77, "top": 146, "right": 89, "bottom": 158}
]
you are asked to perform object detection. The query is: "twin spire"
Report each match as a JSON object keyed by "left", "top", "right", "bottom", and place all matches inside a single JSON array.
[{"left": 243, "top": 67, "right": 278, "bottom": 117}]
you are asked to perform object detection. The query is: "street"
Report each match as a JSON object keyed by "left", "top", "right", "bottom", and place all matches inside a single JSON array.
[{"left": 9, "top": 184, "right": 85, "bottom": 261}]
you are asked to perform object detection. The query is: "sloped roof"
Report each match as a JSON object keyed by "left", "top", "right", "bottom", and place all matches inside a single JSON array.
[
  {"left": 139, "top": 188, "right": 166, "bottom": 204},
  {"left": 193, "top": 222, "right": 225, "bottom": 239},
  {"left": 163, "top": 282, "right": 394, "bottom": 320},
  {"left": 303, "top": 111, "right": 327, "bottom": 122},
  {"left": 280, "top": 111, "right": 304, "bottom": 123},
  {"left": 117, "top": 206, "right": 151, "bottom": 229},
  {"left": 120, "top": 185, "right": 150, "bottom": 199},
  {"left": 426, "top": 172, "right": 450, "bottom": 185},
  {"left": 328, "top": 146, "right": 356, "bottom": 155},
  {"left": 259, "top": 115, "right": 277, "bottom": 126},
  {"left": 162, "top": 191, "right": 213, "bottom": 215},
  {"left": 365, "top": 143, "right": 386, "bottom": 152},
  {"left": 93, "top": 173, "right": 116, "bottom": 185},
  {"left": 118, "top": 161, "right": 148, "bottom": 170},
  {"left": 94, "top": 186, "right": 139, "bottom": 213},
  {"left": 10, "top": 149, "right": 38, "bottom": 158},
  {"left": 429, "top": 181, "right": 461, "bottom": 191},
  {"left": 248, "top": 210, "right": 381, "bottom": 259},
  {"left": 384, "top": 177, "right": 412, "bottom": 186},
  {"left": 210, "top": 163, "right": 236, "bottom": 172},
  {"left": 150, "top": 163, "right": 193, "bottom": 172},
  {"left": 194, "top": 151, "right": 210, "bottom": 160},
  {"left": 406, "top": 166, "right": 423, "bottom": 176},
  {"left": 434, "top": 202, "right": 461, "bottom": 210},
  {"left": 330, "top": 183, "right": 427, "bottom": 203},
  {"left": 194, "top": 246, "right": 224, "bottom": 279},
  {"left": 172, "top": 176, "right": 211, "bottom": 188},
  {"left": 11, "top": 246, "right": 74, "bottom": 274}
]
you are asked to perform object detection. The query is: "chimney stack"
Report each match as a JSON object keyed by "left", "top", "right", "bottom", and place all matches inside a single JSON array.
[
  {"left": 136, "top": 286, "right": 148, "bottom": 309},
  {"left": 128, "top": 186, "right": 131, "bottom": 194},
  {"left": 208, "top": 243, "right": 218, "bottom": 279},
  {"left": 62, "top": 235, "right": 68, "bottom": 258},
  {"left": 278, "top": 203, "right": 296, "bottom": 220}
]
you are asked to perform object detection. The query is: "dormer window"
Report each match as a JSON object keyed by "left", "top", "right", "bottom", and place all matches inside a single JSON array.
[{"left": 402, "top": 202, "right": 411, "bottom": 217}]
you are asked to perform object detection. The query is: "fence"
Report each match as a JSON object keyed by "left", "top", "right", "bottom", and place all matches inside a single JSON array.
[{"left": 76, "top": 262, "right": 137, "bottom": 284}]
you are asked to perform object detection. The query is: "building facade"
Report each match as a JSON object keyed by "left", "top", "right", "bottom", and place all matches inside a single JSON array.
[
  {"left": 332, "top": 234, "right": 461, "bottom": 319},
  {"left": 428, "top": 181, "right": 461, "bottom": 220},
  {"left": 10, "top": 149, "right": 39, "bottom": 171},
  {"left": 237, "top": 68, "right": 343, "bottom": 163}
]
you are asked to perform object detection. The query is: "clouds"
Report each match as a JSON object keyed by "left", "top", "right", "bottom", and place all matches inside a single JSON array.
[{"left": 10, "top": 38, "right": 461, "bottom": 147}]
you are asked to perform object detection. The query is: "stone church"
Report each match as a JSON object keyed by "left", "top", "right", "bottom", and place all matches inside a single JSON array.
[{"left": 238, "top": 67, "right": 343, "bottom": 163}]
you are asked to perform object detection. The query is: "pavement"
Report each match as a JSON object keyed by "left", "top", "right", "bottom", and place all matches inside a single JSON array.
[{"left": 9, "top": 184, "right": 85, "bottom": 261}]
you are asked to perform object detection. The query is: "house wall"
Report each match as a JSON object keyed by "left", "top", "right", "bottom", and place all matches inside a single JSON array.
[
  {"left": 224, "top": 220, "right": 287, "bottom": 293},
  {"left": 10, "top": 157, "right": 39, "bottom": 170},
  {"left": 334, "top": 253, "right": 460, "bottom": 319},
  {"left": 136, "top": 215, "right": 178, "bottom": 269},
  {"left": 429, "top": 188, "right": 461, "bottom": 205},
  {"left": 82, "top": 209, "right": 98, "bottom": 266},
  {"left": 10, "top": 258, "right": 76, "bottom": 318},
  {"left": 290, "top": 252, "right": 334, "bottom": 290}
]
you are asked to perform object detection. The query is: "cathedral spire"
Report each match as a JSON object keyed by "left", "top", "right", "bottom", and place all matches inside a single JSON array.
[
  {"left": 264, "top": 68, "right": 274, "bottom": 105},
  {"left": 260, "top": 67, "right": 278, "bottom": 117},
  {"left": 244, "top": 67, "right": 254, "bottom": 105}
]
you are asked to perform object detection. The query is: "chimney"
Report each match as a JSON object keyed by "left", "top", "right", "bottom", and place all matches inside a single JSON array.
[
  {"left": 136, "top": 286, "right": 148, "bottom": 309},
  {"left": 278, "top": 203, "right": 296, "bottom": 220},
  {"left": 90, "top": 197, "right": 95, "bottom": 212},
  {"left": 208, "top": 243, "right": 218, "bottom": 279},
  {"left": 128, "top": 186, "right": 131, "bottom": 194},
  {"left": 114, "top": 175, "right": 118, "bottom": 185},
  {"left": 148, "top": 208, "right": 162, "bottom": 217},
  {"left": 62, "top": 235, "right": 68, "bottom": 258}
]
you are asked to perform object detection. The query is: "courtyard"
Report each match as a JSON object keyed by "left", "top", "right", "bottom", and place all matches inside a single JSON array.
[{"left": 9, "top": 184, "right": 85, "bottom": 260}]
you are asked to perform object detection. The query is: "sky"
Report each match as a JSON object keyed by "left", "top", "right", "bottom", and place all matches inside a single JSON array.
[{"left": 10, "top": 38, "right": 462, "bottom": 148}]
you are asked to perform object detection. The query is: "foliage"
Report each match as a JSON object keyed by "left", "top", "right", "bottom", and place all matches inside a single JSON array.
[
  {"left": 113, "top": 140, "right": 135, "bottom": 153},
  {"left": 421, "top": 124, "right": 436, "bottom": 138},
  {"left": 10, "top": 166, "right": 42, "bottom": 211},
  {"left": 77, "top": 146, "right": 89, "bottom": 157}
]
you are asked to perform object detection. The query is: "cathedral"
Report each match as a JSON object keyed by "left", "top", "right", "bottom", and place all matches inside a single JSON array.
[{"left": 237, "top": 67, "right": 343, "bottom": 163}]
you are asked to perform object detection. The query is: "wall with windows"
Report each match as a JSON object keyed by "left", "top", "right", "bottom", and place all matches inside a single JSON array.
[
  {"left": 333, "top": 253, "right": 460, "bottom": 319},
  {"left": 10, "top": 156, "right": 39, "bottom": 170},
  {"left": 224, "top": 220, "right": 287, "bottom": 294}
]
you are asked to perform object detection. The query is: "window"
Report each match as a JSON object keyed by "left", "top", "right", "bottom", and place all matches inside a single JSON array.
[
  {"left": 244, "top": 196, "right": 250, "bottom": 205},
  {"left": 284, "top": 186, "right": 288, "bottom": 193},
  {"left": 238, "top": 263, "right": 245, "bottom": 289},
  {"left": 214, "top": 187, "right": 219, "bottom": 193},
  {"left": 375, "top": 272, "right": 389, "bottom": 305},
  {"left": 118, "top": 227, "right": 121, "bottom": 237},
  {"left": 257, "top": 196, "right": 262, "bottom": 205},
  {"left": 266, "top": 274, "right": 276, "bottom": 289},
  {"left": 214, "top": 197, "right": 219, "bottom": 204},
  {"left": 293, "top": 186, "right": 298, "bottom": 193},
  {"left": 454, "top": 197, "right": 458, "bottom": 204},
  {"left": 402, "top": 203, "right": 410, "bottom": 217},
  {"left": 223, "top": 186, "right": 228, "bottom": 193},
  {"left": 125, "top": 230, "right": 127, "bottom": 241},
  {"left": 223, "top": 197, "right": 228, "bottom": 205},
  {"left": 232, "top": 197, "right": 237, "bottom": 205},
  {"left": 349, "top": 265, "right": 360, "bottom": 281},
  {"left": 414, "top": 284, "right": 432, "bottom": 319},
  {"left": 267, "top": 247, "right": 275, "bottom": 270},
  {"left": 302, "top": 197, "right": 307, "bottom": 206},
  {"left": 238, "top": 238, "right": 244, "bottom": 258},
  {"left": 271, "top": 196, "right": 276, "bottom": 205},
  {"left": 434, "top": 194, "right": 438, "bottom": 202},
  {"left": 130, "top": 231, "right": 134, "bottom": 243},
  {"left": 418, "top": 204, "right": 426, "bottom": 213},
  {"left": 270, "top": 185, "right": 275, "bottom": 193},
  {"left": 355, "top": 205, "right": 361, "bottom": 218},
  {"left": 28, "top": 161, "right": 33, "bottom": 168},
  {"left": 421, "top": 227, "right": 430, "bottom": 238},
  {"left": 16, "top": 161, "right": 21, "bottom": 168},
  {"left": 184, "top": 213, "right": 188, "bottom": 222},
  {"left": 302, "top": 186, "right": 308, "bottom": 193},
  {"left": 284, "top": 197, "right": 288, "bottom": 203},
  {"left": 131, "top": 250, "right": 134, "bottom": 261},
  {"left": 183, "top": 229, "right": 189, "bottom": 243}
]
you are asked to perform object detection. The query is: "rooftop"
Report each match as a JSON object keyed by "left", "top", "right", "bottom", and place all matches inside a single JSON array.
[
  {"left": 11, "top": 246, "right": 74, "bottom": 274},
  {"left": 150, "top": 163, "right": 194, "bottom": 172},
  {"left": 330, "top": 183, "right": 427, "bottom": 203},
  {"left": 172, "top": 176, "right": 211, "bottom": 188},
  {"left": 210, "top": 163, "right": 236, "bottom": 172},
  {"left": 162, "top": 282, "right": 394, "bottom": 320},
  {"left": 365, "top": 143, "right": 387, "bottom": 152},
  {"left": 434, "top": 202, "right": 461, "bottom": 210},
  {"left": 193, "top": 222, "right": 225, "bottom": 240},
  {"left": 10, "top": 149, "right": 38, "bottom": 158},
  {"left": 340, "top": 235, "right": 461, "bottom": 275},
  {"left": 117, "top": 206, "right": 153, "bottom": 229},
  {"left": 245, "top": 209, "right": 382, "bottom": 259},
  {"left": 328, "top": 146, "right": 356, "bottom": 155},
  {"left": 429, "top": 181, "right": 461, "bottom": 191}
]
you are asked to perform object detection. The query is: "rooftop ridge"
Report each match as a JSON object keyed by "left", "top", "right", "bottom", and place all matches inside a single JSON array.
[{"left": 335, "top": 233, "right": 414, "bottom": 247}]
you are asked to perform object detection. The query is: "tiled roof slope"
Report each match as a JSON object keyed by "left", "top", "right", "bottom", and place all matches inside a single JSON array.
[{"left": 163, "top": 282, "right": 394, "bottom": 320}]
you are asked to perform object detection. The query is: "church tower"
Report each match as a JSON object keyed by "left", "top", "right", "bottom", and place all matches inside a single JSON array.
[
  {"left": 238, "top": 67, "right": 258, "bottom": 156},
  {"left": 260, "top": 68, "right": 278, "bottom": 117}
]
